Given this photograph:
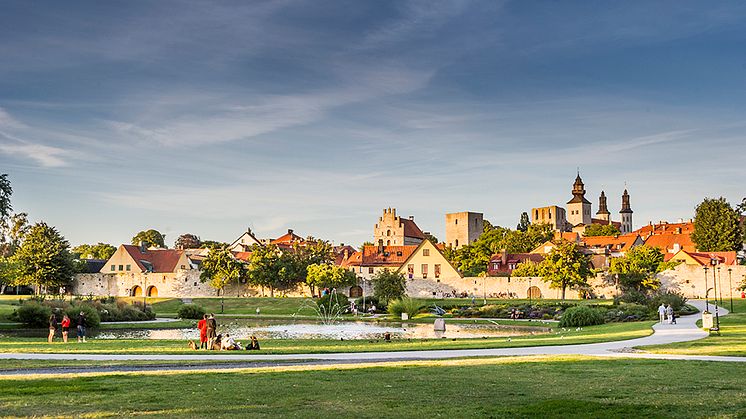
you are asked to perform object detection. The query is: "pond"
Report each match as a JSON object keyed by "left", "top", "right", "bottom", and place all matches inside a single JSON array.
[{"left": 91, "top": 319, "right": 550, "bottom": 340}]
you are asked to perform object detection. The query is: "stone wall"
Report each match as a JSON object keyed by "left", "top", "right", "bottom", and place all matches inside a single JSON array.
[{"left": 657, "top": 264, "right": 746, "bottom": 299}]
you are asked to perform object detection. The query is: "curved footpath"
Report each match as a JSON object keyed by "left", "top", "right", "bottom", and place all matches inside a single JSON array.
[{"left": 0, "top": 301, "right": 743, "bottom": 376}]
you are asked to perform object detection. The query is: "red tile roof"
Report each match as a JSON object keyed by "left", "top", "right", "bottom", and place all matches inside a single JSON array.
[
  {"left": 633, "top": 221, "right": 694, "bottom": 237},
  {"left": 401, "top": 218, "right": 426, "bottom": 239},
  {"left": 669, "top": 250, "right": 738, "bottom": 266},
  {"left": 122, "top": 245, "right": 183, "bottom": 273},
  {"left": 488, "top": 253, "right": 544, "bottom": 275},
  {"left": 232, "top": 251, "right": 253, "bottom": 262},
  {"left": 643, "top": 232, "right": 696, "bottom": 254},
  {"left": 590, "top": 218, "right": 622, "bottom": 228},
  {"left": 581, "top": 234, "right": 641, "bottom": 252},
  {"left": 341, "top": 245, "right": 418, "bottom": 267}
]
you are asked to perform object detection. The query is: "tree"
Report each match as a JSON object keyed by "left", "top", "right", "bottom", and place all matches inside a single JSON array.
[
  {"left": 131, "top": 229, "right": 166, "bottom": 248},
  {"left": 11, "top": 222, "right": 75, "bottom": 294},
  {"left": 201, "top": 240, "right": 228, "bottom": 249},
  {"left": 691, "top": 197, "right": 743, "bottom": 252},
  {"left": 306, "top": 263, "right": 357, "bottom": 296},
  {"left": 527, "top": 240, "right": 591, "bottom": 299},
  {"left": 360, "top": 241, "right": 374, "bottom": 249},
  {"left": 583, "top": 223, "right": 621, "bottom": 237},
  {"left": 371, "top": 268, "right": 406, "bottom": 304},
  {"left": 174, "top": 233, "right": 202, "bottom": 250},
  {"left": 0, "top": 174, "right": 11, "bottom": 224},
  {"left": 200, "top": 247, "right": 245, "bottom": 303},
  {"left": 72, "top": 243, "right": 116, "bottom": 260},
  {"left": 424, "top": 233, "right": 439, "bottom": 244},
  {"left": 609, "top": 245, "right": 675, "bottom": 293},
  {"left": 1, "top": 212, "right": 29, "bottom": 257},
  {"left": 516, "top": 212, "right": 530, "bottom": 232},
  {"left": 245, "top": 244, "right": 293, "bottom": 297}
]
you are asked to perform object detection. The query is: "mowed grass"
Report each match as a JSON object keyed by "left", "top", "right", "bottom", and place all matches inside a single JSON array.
[
  {"left": 641, "top": 299, "right": 746, "bottom": 356},
  {"left": 1, "top": 356, "right": 745, "bottom": 418},
  {"left": 0, "top": 321, "right": 653, "bottom": 355}
]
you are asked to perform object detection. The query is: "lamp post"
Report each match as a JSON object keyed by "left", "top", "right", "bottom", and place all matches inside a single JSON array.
[
  {"left": 528, "top": 276, "right": 532, "bottom": 306},
  {"left": 711, "top": 258, "right": 720, "bottom": 331},
  {"left": 718, "top": 266, "right": 723, "bottom": 305},
  {"left": 728, "top": 268, "right": 734, "bottom": 313},
  {"left": 704, "top": 266, "right": 709, "bottom": 312}
]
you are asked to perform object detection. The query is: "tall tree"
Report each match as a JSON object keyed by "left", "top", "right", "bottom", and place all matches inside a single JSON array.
[
  {"left": 200, "top": 247, "right": 245, "bottom": 298},
  {"left": 691, "top": 197, "right": 743, "bottom": 252},
  {"left": 131, "top": 229, "right": 166, "bottom": 248},
  {"left": 516, "top": 212, "right": 530, "bottom": 232},
  {"left": 174, "top": 233, "right": 202, "bottom": 250},
  {"left": 306, "top": 263, "right": 357, "bottom": 296},
  {"left": 1, "top": 212, "right": 29, "bottom": 257},
  {"left": 371, "top": 268, "right": 406, "bottom": 304},
  {"left": 583, "top": 223, "right": 621, "bottom": 237},
  {"left": 609, "top": 245, "right": 676, "bottom": 293},
  {"left": 11, "top": 222, "right": 75, "bottom": 294},
  {"left": 245, "top": 244, "right": 298, "bottom": 297},
  {"left": 201, "top": 240, "right": 228, "bottom": 250},
  {"left": 0, "top": 174, "right": 11, "bottom": 224},
  {"left": 519, "top": 240, "right": 591, "bottom": 299},
  {"left": 72, "top": 243, "right": 116, "bottom": 260}
]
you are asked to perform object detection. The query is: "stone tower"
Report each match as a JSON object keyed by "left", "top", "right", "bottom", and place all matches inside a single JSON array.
[
  {"left": 619, "top": 189, "right": 633, "bottom": 234},
  {"left": 445, "top": 212, "right": 484, "bottom": 249},
  {"left": 567, "top": 174, "right": 592, "bottom": 227},
  {"left": 596, "top": 191, "right": 610, "bottom": 222}
]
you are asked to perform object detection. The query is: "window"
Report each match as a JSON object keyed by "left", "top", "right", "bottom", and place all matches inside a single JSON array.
[
  {"left": 423, "top": 249, "right": 430, "bottom": 256},
  {"left": 126, "top": 265, "right": 131, "bottom": 271},
  {"left": 194, "top": 282, "right": 198, "bottom": 286},
  {"left": 386, "top": 229, "right": 391, "bottom": 236},
  {"left": 368, "top": 267, "right": 374, "bottom": 274},
  {"left": 434, "top": 264, "right": 441, "bottom": 279},
  {"left": 455, "top": 239, "right": 459, "bottom": 247},
  {"left": 455, "top": 219, "right": 458, "bottom": 225},
  {"left": 407, "top": 264, "right": 414, "bottom": 279},
  {"left": 180, "top": 265, "right": 185, "bottom": 270},
  {"left": 118, "top": 265, "right": 123, "bottom": 271},
  {"left": 421, "top": 264, "right": 428, "bottom": 279},
  {"left": 110, "top": 265, "right": 115, "bottom": 271}
]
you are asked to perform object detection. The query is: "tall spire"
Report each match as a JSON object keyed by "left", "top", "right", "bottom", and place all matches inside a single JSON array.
[
  {"left": 597, "top": 191, "right": 610, "bottom": 217},
  {"left": 567, "top": 173, "right": 591, "bottom": 205},
  {"left": 620, "top": 189, "right": 633, "bottom": 214}
]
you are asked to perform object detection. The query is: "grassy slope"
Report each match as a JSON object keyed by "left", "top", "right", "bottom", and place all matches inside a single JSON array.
[
  {"left": 0, "top": 321, "right": 653, "bottom": 354},
  {"left": 641, "top": 299, "right": 746, "bottom": 356},
  {"left": 1, "top": 356, "right": 745, "bottom": 417}
]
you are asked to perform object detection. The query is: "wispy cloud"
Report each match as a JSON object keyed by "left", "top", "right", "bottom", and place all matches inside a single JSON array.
[{"left": 0, "top": 134, "right": 70, "bottom": 168}]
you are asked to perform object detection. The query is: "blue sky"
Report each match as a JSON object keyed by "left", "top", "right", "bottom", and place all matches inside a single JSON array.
[{"left": 1, "top": 0, "right": 745, "bottom": 247}]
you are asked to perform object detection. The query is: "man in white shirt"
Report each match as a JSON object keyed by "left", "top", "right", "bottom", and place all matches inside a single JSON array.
[{"left": 658, "top": 304, "right": 667, "bottom": 324}]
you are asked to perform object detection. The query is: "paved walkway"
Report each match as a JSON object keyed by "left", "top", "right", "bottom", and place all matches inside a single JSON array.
[{"left": 0, "top": 301, "right": 742, "bottom": 375}]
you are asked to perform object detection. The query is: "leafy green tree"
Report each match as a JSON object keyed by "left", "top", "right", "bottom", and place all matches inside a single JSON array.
[
  {"left": 306, "top": 263, "right": 357, "bottom": 296},
  {"left": 11, "top": 222, "right": 75, "bottom": 293},
  {"left": 1, "top": 212, "right": 29, "bottom": 257},
  {"left": 174, "top": 233, "right": 202, "bottom": 250},
  {"left": 424, "top": 233, "right": 439, "bottom": 244},
  {"left": 609, "top": 245, "right": 675, "bottom": 293},
  {"left": 583, "top": 223, "right": 621, "bottom": 237},
  {"left": 691, "top": 197, "right": 743, "bottom": 252},
  {"left": 201, "top": 240, "right": 228, "bottom": 249},
  {"left": 360, "top": 241, "right": 374, "bottom": 250},
  {"left": 516, "top": 212, "right": 530, "bottom": 232},
  {"left": 245, "top": 244, "right": 299, "bottom": 297},
  {"left": 527, "top": 240, "right": 591, "bottom": 299},
  {"left": 131, "top": 229, "right": 166, "bottom": 248},
  {"left": 371, "top": 268, "right": 406, "bottom": 304},
  {"left": 0, "top": 174, "right": 11, "bottom": 224},
  {"left": 72, "top": 243, "right": 116, "bottom": 260},
  {"left": 200, "top": 247, "right": 245, "bottom": 300}
]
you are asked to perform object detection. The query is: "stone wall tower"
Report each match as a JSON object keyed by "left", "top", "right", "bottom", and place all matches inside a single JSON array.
[
  {"left": 445, "top": 212, "right": 484, "bottom": 249},
  {"left": 620, "top": 189, "right": 633, "bottom": 233},
  {"left": 596, "top": 191, "right": 610, "bottom": 222},
  {"left": 567, "top": 174, "right": 592, "bottom": 227}
]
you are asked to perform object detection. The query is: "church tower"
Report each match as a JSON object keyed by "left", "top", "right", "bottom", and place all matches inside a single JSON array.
[
  {"left": 619, "top": 189, "right": 633, "bottom": 233},
  {"left": 596, "top": 191, "right": 610, "bottom": 222},
  {"left": 567, "top": 173, "right": 592, "bottom": 227}
]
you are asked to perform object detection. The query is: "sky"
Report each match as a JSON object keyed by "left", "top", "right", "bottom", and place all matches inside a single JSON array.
[{"left": 1, "top": 0, "right": 745, "bottom": 248}]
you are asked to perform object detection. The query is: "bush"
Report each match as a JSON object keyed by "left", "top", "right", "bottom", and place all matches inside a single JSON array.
[
  {"left": 604, "top": 303, "right": 652, "bottom": 322},
  {"left": 618, "top": 289, "right": 649, "bottom": 305},
  {"left": 65, "top": 304, "right": 101, "bottom": 328},
  {"left": 387, "top": 298, "right": 424, "bottom": 318},
  {"left": 355, "top": 296, "right": 386, "bottom": 311},
  {"left": 12, "top": 302, "right": 53, "bottom": 327},
  {"left": 317, "top": 293, "right": 349, "bottom": 310},
  {"left": 559, "top": 306, "right": 605, "bottom": 327},
  {"left": 98, "top": 302, "right": 156, "bottom": 322},
  {"left": 177, "top": 304, "right": 206, "bottom": 320},
  {"left": 649, "top": 291, "right": 687, "bottom": 312}
]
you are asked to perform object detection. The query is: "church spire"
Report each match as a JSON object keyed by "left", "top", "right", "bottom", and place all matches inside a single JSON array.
[
  {"left": 619, "top": 189, "right": 633, "bottom": 234},
  {"left": 620, "top": 189, "right": 633, "bottom": 214},
  {"left": 596, "top": 191, "right": 610, "bottom": 220}
]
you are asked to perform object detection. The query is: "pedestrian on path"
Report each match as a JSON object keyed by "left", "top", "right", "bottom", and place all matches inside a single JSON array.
[
  {"left": 77, "top": 311, "right": 87, "bottom": 343},
  {"left": 666, "top": 305, "right": 675, "bottom": 325},
  {"left": 658, "top": 303, "right": 666, "bottom": 324},
  {"left": 48, "top": 314, "right": 57, "bottom": 343},
  {"left": 61, "top": 314, "right": 70, "bottom": 343}
]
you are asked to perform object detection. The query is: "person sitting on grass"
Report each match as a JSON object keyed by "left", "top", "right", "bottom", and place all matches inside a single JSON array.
[
  {"left": 221, "top": 334, "right": 241, "bottom": 351},
  {"left": 211, "top": 334, "right": 223, "bottom": 351},
  {"left": 246, "top": 335, "right": 260, "bottom": 350}
]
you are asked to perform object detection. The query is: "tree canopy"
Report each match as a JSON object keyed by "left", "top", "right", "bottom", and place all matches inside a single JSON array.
[
  {"left": 516, "top": 212, "right": 530, "bottom": 232},
  {"left": 11, "top": 222, "right": 75, "bottom": 293},
  {"left": 513, "top": 240, "right": 591, "bottom": 299},
  {"left": 72, "top": 243, "right": 116, "bottom": 260},
  {"left": 608, "top": 245, "right": 675, "bottom": 293},
  {"left": 583, "top": 223, "right": 621, "bottom": 237},
  {"left": 131, "top": 229, "right": 166, "bottom": 248},
  {"left": 371, "top": 268, "right": 406, "bottom": 304},
  {"left": 306, "top": 263, "right": 357, "bottom": 295},
  {"left": 691, "top": 197, "right": 743, "bottom": 252},
  {"left": 174, "top": 233, "right": 202, "bottom": 250},
  {"left": 200, "top": 247, "right": 245, "bottom": 295},
  {"left": 1, "top": 212, "right": 29, "bottom": 258},
  {"left": 0, "top": 174, "right": 11, "bottom": 223}
]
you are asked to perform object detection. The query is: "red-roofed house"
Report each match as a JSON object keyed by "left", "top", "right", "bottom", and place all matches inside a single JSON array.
[
  {"left": 580, "top": 234, "right": 644, "bottom": 256},
  {"left": 643, "top": 232, "right": 696, "bottom": 255},
  {"left": 488, "top": 251, "right": 544, "bottom": 276},
  {"left": 98, "top": 244, "right": 194, "bottom": 297},
  {"left": 228, "top": 229, "right": 261, "bottom": 252},
  {"left": 667, "top": 250, "right": 738, "bottom": 266},
  {"left": 270, "top": 229, "right": 306, "bottom": 248}
]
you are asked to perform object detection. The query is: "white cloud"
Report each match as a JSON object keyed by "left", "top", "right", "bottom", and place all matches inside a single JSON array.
[{"left": 0, "top": 137, "right": 69, "bottom": 168}]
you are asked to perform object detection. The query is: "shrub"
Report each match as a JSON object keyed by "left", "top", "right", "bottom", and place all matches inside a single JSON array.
[
  {"left": 604, "top": 303, "right": 652, "bottom": 322},
  {"left": 177, "top": 304, "right": 206, "bottom": 320},
  {"left": 98, "top": 302, "right": 156, "bottom": 322},
  {"left": 649, "top": 291, "right": 687, "bottom": 312},
  {"left": 317, "top": 293, "right": 349, "bottom": 310},
  {"left": 559, "top": 306, "right": 605, "bottom": 327},
  {"left": 355, "top": 296, "right": 386, "bottom": 311},
  {"left": 387, "top": 298, "right": 424, "bottom": 318},
  {"left": 65, "top": 304, "right": 101, "bottom": 328},
  {"left": 618, "top": 289, "right": 649, "bottom": 305},
  {"left": 12, "top": 302, "right": 53, "bottom": 327}
]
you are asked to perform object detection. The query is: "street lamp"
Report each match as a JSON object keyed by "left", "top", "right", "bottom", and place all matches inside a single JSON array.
[
  {"left": 728, "top": 268, "right": 734, "bottom": 313},
  {"left": 528, "top": 276, "right": 532, "bottom": 306},
  {"left": 711, "top": 258, "right": 720, "bottom": 331},
  {"left": 717, "top": 266, "right": 723, "bottom": 305},
  {"left": 703, "top": 266, "right": 709, "bottom": 312}
]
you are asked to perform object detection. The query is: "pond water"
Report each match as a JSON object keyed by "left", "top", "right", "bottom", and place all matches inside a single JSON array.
[{"left": 91, "top": 319, "right": 550, "bottom": 340}]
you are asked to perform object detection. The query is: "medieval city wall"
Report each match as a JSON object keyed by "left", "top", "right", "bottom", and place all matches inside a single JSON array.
[{"left": 657, "top": 264, "right": 746, "bottom": 299}]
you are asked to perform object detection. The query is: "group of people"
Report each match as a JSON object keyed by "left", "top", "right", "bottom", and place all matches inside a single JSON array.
[
  {"left": 48, "top": 312, "right": 87, "bottom": 343},
  {"left": 191, "top": 313, "right": 260, "bottom": 351},
  {"left": 657, "top": 303, "right": 677, "bottom": 324}
]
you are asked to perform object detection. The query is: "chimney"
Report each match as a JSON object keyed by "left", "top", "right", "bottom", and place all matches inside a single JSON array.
[
  {"left": 139, "top": 241, "right": 148, "bottom": 253},
  {"left": 409, "top": 215, "right": 414, "bottom": 221},
  {"left": 287, "top": 229, "right": 293, "bottom": 235},
  {"left": 501, "top": 249, "right": 508, "bottom": 265},
  {"left": 247, "top": 227, "right": 252, "bottom": 234},
  {"left": 378, "top": 239, "right": 384, "bottom": 254}
]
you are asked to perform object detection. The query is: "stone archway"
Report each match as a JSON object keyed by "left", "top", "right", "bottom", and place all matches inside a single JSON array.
[
  {"left": 349, "top": 286, "right": 363, "bottom": 298},
  {"left": 527, "top": 286, "right": 542, "bottom": 299},
  {"left": 147, "top": 285, "right": 158, "bottom": 297},
  {"left": 131, "top": 285, "right": 142, "bottom": 297}
]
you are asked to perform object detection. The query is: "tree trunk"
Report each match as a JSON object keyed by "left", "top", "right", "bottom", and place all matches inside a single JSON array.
[
  {"left": 270, "top": 286, "right": 274, "bottom": 298},
  {"left": 561, "top": 284, "right": 566, "bottom": 300}
]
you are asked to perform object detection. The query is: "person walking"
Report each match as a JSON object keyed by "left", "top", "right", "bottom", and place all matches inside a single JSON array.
[
  {"left": 61, "top": 314, "right": 71, "bottom": 343},
  {"left": 77, "top": 311, "right": 87, "bottom": 343},
  {"left": 666, "top": 304, "right": 675, "bottom": 325},
  {"left": 48, "top": 314, "right": 57, "bottom": 343},
  {"left": 205, "top": 313, "right": 217, "bottom": 350},
  {"left": 657, "top": 303, "right": 666, "bottom": 324},
  {"left": 197, "top": 314, "right": 208, "bottom": 350}
]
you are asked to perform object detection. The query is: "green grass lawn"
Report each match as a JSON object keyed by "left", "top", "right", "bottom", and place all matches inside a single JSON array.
[
  {"left": 0, "top": 321, "right": 653, "bottom": 355},
  {"left": 1, "top": 356, "right": 745, "bottom": 417},
  {"left": 641, "top": 299, "right": 746, "bottom": 356}
]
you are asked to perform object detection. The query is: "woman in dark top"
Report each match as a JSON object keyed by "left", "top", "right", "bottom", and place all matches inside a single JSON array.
[
  {"left": 77, "top": 311, "right": 87, "bottom": 343},
  {"left": 48, "top": 314, "right": 57, "bottom": 343}
]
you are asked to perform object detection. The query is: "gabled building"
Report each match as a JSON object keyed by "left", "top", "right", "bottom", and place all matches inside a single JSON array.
[
  {"left": 270, "top": 229, "right": 306, "bottom": 249},
  {"left": 101, "top": 244, "right": 192, "bottom": 275},
  {"left": 581, "top": 234, "right": 644, "bottom": 257},
  {"left": 488, "top": 251, "right": 544, "bottom": 276},
  {"left": 374, "top": 208, "right": 426, "bottom": 246},
  {"left": 396, "top": 239, "right": 461, "bottom": 281},
  {"left": 228, "top": 228, "right": 261, "bottom": 252},
  {"left": 666, "top": 250, "right": 737, "bottom": 266}
]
